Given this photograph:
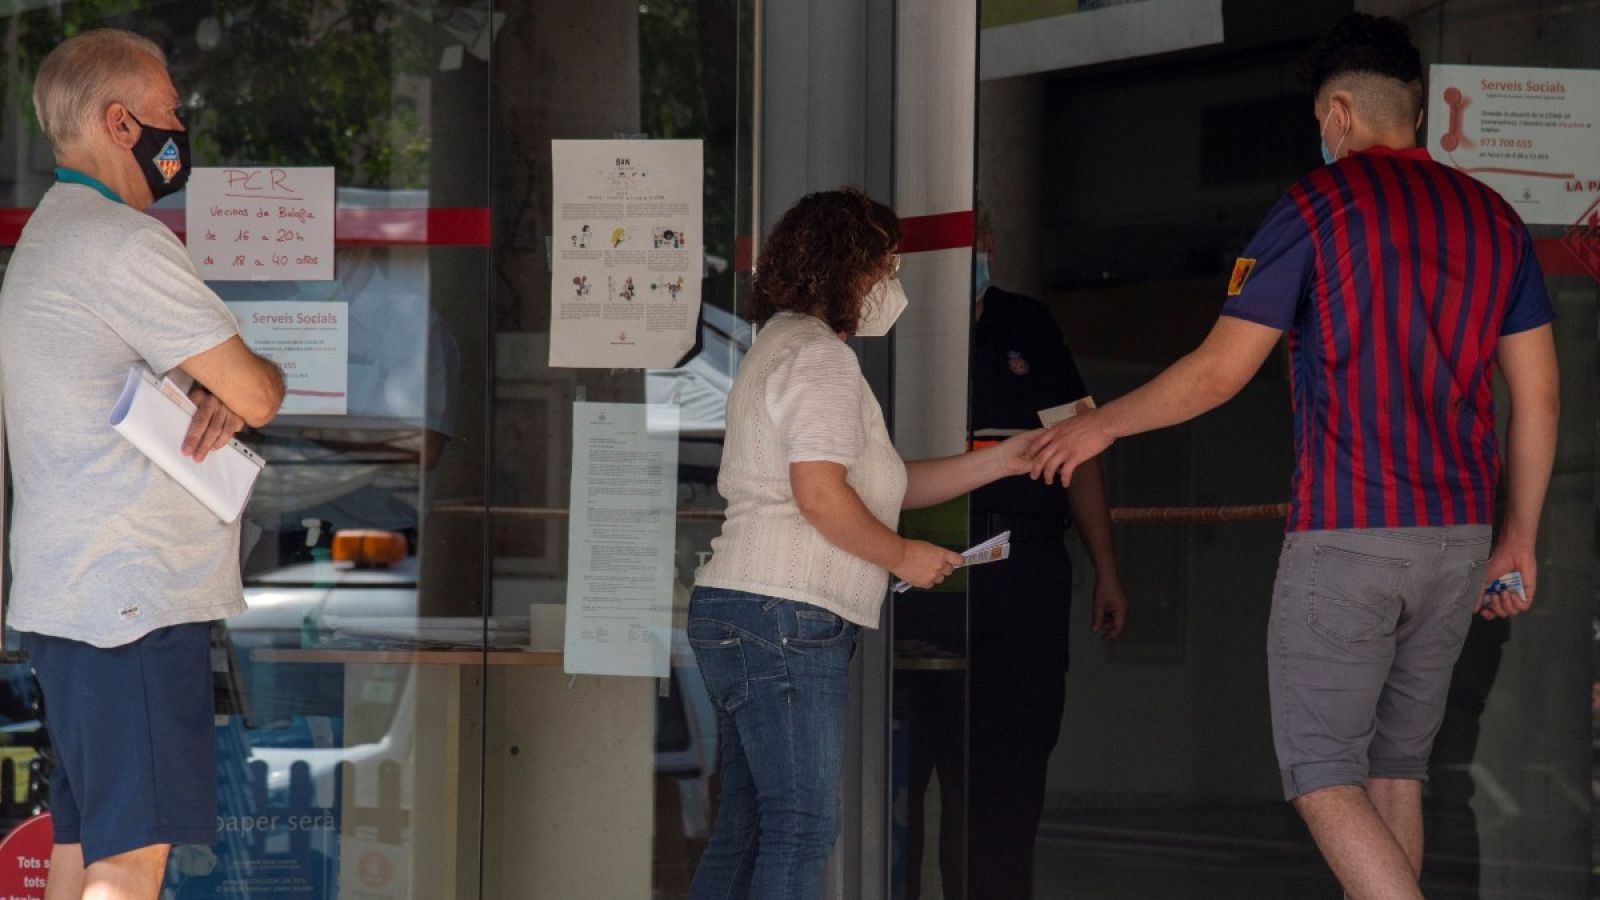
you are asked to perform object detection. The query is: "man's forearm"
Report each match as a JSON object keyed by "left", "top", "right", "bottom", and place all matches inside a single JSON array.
[
  {"left": 1494, "top": 324, "right": 1560, "bottom": 549},
  {"left": 1098, "top": 349, "right": 1240, "bottom": 441},
  {"left": 1500, "top": 400, "right": 1558, "bottom": 547},
  {"left": 1030, "top": 317, "right": 1281, "bottom": 485}
]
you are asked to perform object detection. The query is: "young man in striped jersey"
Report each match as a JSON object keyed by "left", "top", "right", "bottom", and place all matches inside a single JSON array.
[{"left": 1026, "top": 13, "right": 1558, "bottom": 899}]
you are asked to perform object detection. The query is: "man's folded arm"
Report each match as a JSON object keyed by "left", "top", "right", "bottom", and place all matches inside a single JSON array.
[{"left": 179, "top": 336, "right": 285, "bottom": 428}]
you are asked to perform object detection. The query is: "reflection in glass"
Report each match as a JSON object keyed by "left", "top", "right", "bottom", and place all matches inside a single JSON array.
[{"left": 3, "top": 1, "right": 487, "bottom": 896}]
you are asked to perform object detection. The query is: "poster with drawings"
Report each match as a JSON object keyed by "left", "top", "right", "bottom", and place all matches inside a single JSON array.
[{"left": 549, "top": 140, "right": 703, "bottom": 368}]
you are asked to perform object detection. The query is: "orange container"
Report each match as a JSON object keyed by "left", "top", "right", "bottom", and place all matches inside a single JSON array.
[{"left": 330, "top": 530, "right": 408, "bottom": 567}]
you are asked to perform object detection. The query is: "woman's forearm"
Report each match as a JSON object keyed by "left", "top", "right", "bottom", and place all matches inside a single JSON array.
[{"left": 903, "top": 444, "right": 1009, "bottom": 510}]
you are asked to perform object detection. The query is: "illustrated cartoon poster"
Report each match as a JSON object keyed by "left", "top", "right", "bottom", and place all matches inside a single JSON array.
[
  {"left": 549, "top": 140, "right": 703, "bottom": 368},
  {"left": 1428, "top": 65, "right": 1600, "bottom": 226}
]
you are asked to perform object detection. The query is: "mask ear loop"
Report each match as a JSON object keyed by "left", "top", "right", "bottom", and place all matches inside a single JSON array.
[{"left": 1322, "top": 105, "right": 1351, "bottom": 161}]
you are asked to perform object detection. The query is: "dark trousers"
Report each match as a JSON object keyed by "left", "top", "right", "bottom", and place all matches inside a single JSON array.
[{"left": 902, "top": 537, "right": 1072, "bottom": 899}]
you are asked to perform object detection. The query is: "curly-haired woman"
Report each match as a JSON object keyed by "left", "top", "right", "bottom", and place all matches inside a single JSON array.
[{"left": 689, "top": 188, "right": 1039, "bottom": 898}]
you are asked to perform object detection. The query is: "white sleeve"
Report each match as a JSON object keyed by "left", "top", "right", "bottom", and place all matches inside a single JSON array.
[{"left": 765, "top": 338, "right": 867, "bottom": 466}]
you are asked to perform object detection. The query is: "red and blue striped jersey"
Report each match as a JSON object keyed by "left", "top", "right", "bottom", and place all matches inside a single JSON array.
[{"left": 1221, "top": 145, "right": 1554, "bottom": 533}]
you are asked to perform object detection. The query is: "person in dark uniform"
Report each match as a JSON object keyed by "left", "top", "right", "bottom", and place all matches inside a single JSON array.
[
  {"left": 898, "top": 228, "right": 1127, "bottom": 899},
  {"left": 962, "top": 233, "right": 1128, "bottom": 897}
]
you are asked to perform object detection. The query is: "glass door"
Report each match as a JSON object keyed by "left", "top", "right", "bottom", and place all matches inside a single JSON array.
[
  {"left": 479, "top": 1, "right": 758, "bottom": 897},
  {"left": 3, "top": 2, "right": 493, "bottom": 897}
]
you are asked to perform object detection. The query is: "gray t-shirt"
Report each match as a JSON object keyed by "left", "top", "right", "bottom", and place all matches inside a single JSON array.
[{"left": 0, "top": 182, "right": 244, "bottom": 647}]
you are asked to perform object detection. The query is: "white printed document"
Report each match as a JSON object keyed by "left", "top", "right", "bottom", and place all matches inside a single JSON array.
[
  {"left": 564, "top": 402, "right": 679, "bottom": 677},
  {"left": 893, "top": 530, "right": 1012, "bottom": 594},
  {"left": 109, "top": 368, "right": 265, "bottom": 523}
]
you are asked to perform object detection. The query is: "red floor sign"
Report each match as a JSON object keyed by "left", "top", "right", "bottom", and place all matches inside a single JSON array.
[{"left": 0, "top": 814, "right": 53, "bottom": 899}]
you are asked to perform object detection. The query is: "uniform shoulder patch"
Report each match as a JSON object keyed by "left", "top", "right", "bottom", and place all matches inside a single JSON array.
[{"left": 1226, "top": 257, "right": 1257, "bottom": 296}]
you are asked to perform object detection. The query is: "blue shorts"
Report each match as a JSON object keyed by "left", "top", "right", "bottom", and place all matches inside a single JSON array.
[{"left": 24, "top": 623, "right": 219, "bottom": 864}]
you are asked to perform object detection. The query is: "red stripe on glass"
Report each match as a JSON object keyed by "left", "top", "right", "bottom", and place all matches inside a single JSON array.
[
  {"left": 734, "top": 234, "right": 754, "bottom": 273},
  {"left": 898, "top": 210, "right": 975, "bottom": 253},
  {"left": 1, "top": 207, "right": 491, "bottom": 247}
]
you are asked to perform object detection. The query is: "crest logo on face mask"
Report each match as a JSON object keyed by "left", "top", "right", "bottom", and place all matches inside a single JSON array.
[
  {"left": 1007, "top": 350, "right": 1029, "bottom": 376},
  {"left": 153, "top": 138, "right": 182, "bottom": 184}
]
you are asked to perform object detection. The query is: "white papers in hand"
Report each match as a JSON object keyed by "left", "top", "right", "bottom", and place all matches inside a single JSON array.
[
  {"left": 893, "top": 530, "right": 1012, "bottom": 594},
  {"left": 109, "top": 367, "right": 265, "bottom": 523}
]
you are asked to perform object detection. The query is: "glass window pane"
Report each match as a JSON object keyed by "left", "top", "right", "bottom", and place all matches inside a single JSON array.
[
  {"left": 1, "top": 3, "right": 489, "bottom": 896},
  {"left": 481, "top": 2, "right": 755, "bottom": 897}
]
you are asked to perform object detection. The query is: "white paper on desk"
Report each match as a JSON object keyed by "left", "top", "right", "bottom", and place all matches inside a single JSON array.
[
  {"left": 108, "top": 367, "right": 265, "bottom": 523},
  {"left": 893, "top": 530, "right": 1012, "bottom": 594}
]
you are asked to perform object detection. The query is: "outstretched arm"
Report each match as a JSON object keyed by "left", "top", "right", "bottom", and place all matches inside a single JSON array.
[
  {"left": 1029, "top": 316, "right": 1283, "bottom": 486},
  {"left": 902, "top": 430, "right": 1039, "bottom": 510}
]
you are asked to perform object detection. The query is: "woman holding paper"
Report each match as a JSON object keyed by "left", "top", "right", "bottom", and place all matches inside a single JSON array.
[{"left": 688, "top": 188, "right": 1038, "bottom": 899}]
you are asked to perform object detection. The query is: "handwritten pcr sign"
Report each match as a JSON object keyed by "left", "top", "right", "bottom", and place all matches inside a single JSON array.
[{"left": 186, "top": 167, "right": 335, "bottom": 281}]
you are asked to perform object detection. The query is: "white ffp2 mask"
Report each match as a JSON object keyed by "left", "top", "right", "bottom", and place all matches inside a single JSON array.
[{"left": 855, "top": 277, "right": 908, "bottom": 337}]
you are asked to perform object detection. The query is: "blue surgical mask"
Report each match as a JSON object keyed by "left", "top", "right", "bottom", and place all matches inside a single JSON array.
[
  {"left": 974, "top": 251, "right": 992, "bottom": 297},
  {"left": 1319, "top": 109, "right": 1347, "bottom": 165}
]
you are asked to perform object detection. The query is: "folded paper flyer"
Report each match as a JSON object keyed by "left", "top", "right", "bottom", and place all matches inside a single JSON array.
[
  {"left": 893, "top": 530, "right": 1012, "bottom": 594},
  {"left": 109, "top": 367, "right": 265, "bottom": 523}
]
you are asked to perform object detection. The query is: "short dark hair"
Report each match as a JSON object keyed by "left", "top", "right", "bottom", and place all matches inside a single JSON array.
[
  {"left": 1298, "top": 13, "right": 1422, "bottom": 98},
  {"left": 747, "top": 188, "right": 900, "bottom": 334}
]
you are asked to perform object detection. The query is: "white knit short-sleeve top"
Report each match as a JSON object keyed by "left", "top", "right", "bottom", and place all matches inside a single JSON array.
[{"left": 695, "top": 313, "right": 907, "bottom": 627}]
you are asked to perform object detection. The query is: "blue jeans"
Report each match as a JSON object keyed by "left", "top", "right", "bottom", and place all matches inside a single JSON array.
[{"left": 687, "top": 587, "right": 861, "bottom": 900}]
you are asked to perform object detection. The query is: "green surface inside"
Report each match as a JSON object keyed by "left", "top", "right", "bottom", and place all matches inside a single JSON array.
[
  {"left": 899, "top": 495, "right": 971, "bottom": 593},
  {"left": 982, "top": 0, "right": 1081, "bottom": 29}
]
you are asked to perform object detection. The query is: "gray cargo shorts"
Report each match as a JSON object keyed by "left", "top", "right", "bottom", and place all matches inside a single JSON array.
[{"left": 1267, "top": 526, "right": 1491, "bottom": 801}]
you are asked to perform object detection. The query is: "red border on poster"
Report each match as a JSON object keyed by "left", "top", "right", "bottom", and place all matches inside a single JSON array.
[{"left": 1552, "top": 194, "right": 1600, "bottom": 285}]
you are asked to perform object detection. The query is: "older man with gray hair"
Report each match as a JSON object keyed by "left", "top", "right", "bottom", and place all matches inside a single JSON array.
[{"left": 0, "top": 29, "right": 283, "bottom": 899}]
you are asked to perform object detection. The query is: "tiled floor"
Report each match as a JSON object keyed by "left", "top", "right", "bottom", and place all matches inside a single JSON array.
[
  {"left": 652, "top": 784, "right": 1582, "bottom": 898},
  {"left": 1026, "top": 803, "right": 1548, "bottom": 900}
]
